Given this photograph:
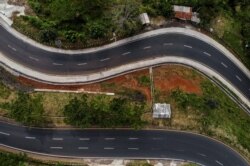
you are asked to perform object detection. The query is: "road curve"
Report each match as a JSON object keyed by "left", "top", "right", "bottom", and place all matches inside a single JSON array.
[
  {"left": 0, "top": 25, "right": 250, "bottom": 108},
  {"left": 0, "top": 121, "right": 249, "bottom": 166}
]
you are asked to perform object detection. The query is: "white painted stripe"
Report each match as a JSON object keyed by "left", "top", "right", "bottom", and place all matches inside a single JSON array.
[
  {"left": 52, "top": 63, "right": 63, "bottom": 66},
  {"left": 203, "top": 52, "right": 211, "bottom": 56},
  {"left": 77, "top": 63, "right": 87, "bottom": 66},
  {"left": 152, "top": 137, "right": 163, "bottom": 140},
  {"left": 163, "top": 43, "right": 173, "bottom": 46},
  {"left": 29, "top": 56, "right": 39, "bottom": 61},
  {"left": 52, "top": 138, "right": 63, "bottom": 141},
  {"left": 236, "top": 75, "right": 242, "bottom": 82},
  {"left": 128, "top": 137, "right": 139, "bottom": 140},
  {"left": 105, "top": 138, "right": 115, "bottom": 140},
  {"left": 143, "top": 46, "right": 152, "bottom": 49},
  {"left": 197, "top": 153, "right": 206, "bottom": 157},
  {"left": 104, "top": 147, "right": 114, "bottom": 150},
  {"left": 79, "top": 138, "right": 90, "bottom": 141},
  {"left": 122, "top": 52, "right": 131, "bottom": 56},
  {"left": 25, "top": 136, "right": 36, "bottom": 140},
  {"left": 8, "top": 45, "right": 17, "bottom": 51},
  {"left": 100, "top": 58, "right": 110, "bottom": 62},
  {"left": 184, "top": 45, "right": 192, "bottom": 48},
  {"left": 50, "top": 147, "right": 63, "bottom": 149},
  {"left": 216, "top": 160, "right": 223, "bottom": 166},
  {"left": 221, "top": 62, "right": 228, "bottom": 68},
  {"left": 128, "top": 148, "right": 139, "bottom": 150},
  {"left": 78, "top": 147, "right": 88, "bottom": 150},
  {"left": 0, "top": 131, "right": 10, "bottom": 136}
]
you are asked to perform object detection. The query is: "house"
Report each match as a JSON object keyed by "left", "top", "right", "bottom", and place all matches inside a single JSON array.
[
  {"left": 173, "top": 5, "right": 200, "bottom": 23},
  {"left": 153, "top": 103, "right": 171, "bottom": 118}
]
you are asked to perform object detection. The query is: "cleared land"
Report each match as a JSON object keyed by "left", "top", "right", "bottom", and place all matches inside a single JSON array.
[{"left": 0, "top": 65, "right": 249, "bottom": 161}]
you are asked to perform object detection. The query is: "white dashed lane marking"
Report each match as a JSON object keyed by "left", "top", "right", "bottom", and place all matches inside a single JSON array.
[
  {"left": 78, "top": 147, "right": 89, "bottom": 150},
  {"left": 104, "top": 147, "right": 114, "bottom": 150},
  {"left": 79, "top": 138, "right": 90, "bottom": 141},
  {"left": 105, "top": 138, "right": 116, "bottom": 140},
  {"left": 143, "top": 46, "right": 152, "bottom": 50},
  {"left": 221, "top": 62, "right": 228, "bottom": 68},
  {"left": 100, "top": 58, "right": 110, "bottom": 62},
  {"left": 128, "top": 148, "right": 139, "bottom": 150},
  {"left": 52, "top": 138, "right": 63, "bottom": 141},
  {"left": 50, "top": 147, "right": 63, "bottom": 149},
  {"left": 0, "top": 131, "right": 10, "bottom": 136},
  {"left": 29, "top": 56, "right": 39, "bottom": 61},
  {"left": 236, "top": 75, "right": 242, "bottom": 82},
  {"left": 122, "top": 52, "right": 131, "bottom": 56},
  {"left": 25, "top": 136, "right": 36, "bottom": 140},
  {"left": 77, "top": 63, "right": 87, "bottom": 66},
  {"left": 216, "top": 160, "right": 224, "bottom": 166},
  {"left": 52, "top": 63, "right": 63, "bottom": 66},
  {"left": 184, "top": 45, "right": 192, "bottom": 48},
  {"left": 8, "top": 45, "right": 17, "bottom": 51},
  {"left": 197, "top": 153, "right": 207, "bottom": 157},
  {"left": 163, "top": 43, "right": 173, "bottom": 46},
  {"left": 203, "top": 52, "right": 211, "bottom": 56},
  {"left": 128, "top": 137, "right": 139, "bottom": 140}
]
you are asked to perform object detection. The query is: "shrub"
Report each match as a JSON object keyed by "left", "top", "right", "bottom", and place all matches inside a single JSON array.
[{"left": 39, "top": 29, "right": 57, "bottom": 42}]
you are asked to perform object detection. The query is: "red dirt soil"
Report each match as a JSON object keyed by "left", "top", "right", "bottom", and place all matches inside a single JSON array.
[{"left": 17, "top": 65, "right": 202, "bottom": 101}]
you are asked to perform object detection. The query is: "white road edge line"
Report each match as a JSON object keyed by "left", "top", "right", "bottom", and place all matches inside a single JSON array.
[
  {"left": 122, "top": 52, "right": 131, "bottom": 56},
  {"left": 203, "top": 52, "right": 211, "bottom": 56},
  {"left": 100, "top": 58, "right": 110, "bottom": 62},
  {"left": 79, "top": 138, "right": 90, "bottom": 141},
  {"left": 25, "top": 136, "right": 36, "bottom": 140},
  {"left": 8, "top": 45, "right": 17, "bottom": 51},
  {"left": 143, "top": 46, "right": 152, "bottom": 49},
  {"left": 128, "top": 148, "right": 139, "bottom": 150},
  {"left": 52, "top": 63, "right": 63, "bottom": 66},
  {"left": 0, "top": 131, "right": 10, "bottom": 136},
  {"left": 184, "top": 45, "right": 192, "bottom": 48},
  {"left": 50, "top": 147, "right": 63, "bottom": 149},
  {"left": 104, "top": 147, "right": 114, "bottom": 150},
  {"left": 78, "top": 147, "right": 89, "bottom": 150},
  {"left": 77, "top": 63, "right": 87, "bottom": 66},
  {"left": 216, "top": 160, "right": 224, "bottom": 166},
  {"left": 221, "top": 62, "right": 228, "bottom": 68},
  {"left": 236, "top": 75, "right": 242, "bottom": 82},
  {"left": 52, "top": 138, "right": 63, "bottom": 141},
  {"left": 163, "top": 43, "right": 173, "bottom": 46},
  {"left": 29, "top": 56, "right": 39, "bottom": 61}
]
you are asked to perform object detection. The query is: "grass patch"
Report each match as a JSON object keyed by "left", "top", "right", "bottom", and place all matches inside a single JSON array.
[{"left": 137, "top": 75, "right": 151, "bottom": 87}]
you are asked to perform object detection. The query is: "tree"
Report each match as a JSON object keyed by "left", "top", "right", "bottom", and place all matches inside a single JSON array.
[{"left": 10, "top": 92, "right": 45, "bottom": 126}]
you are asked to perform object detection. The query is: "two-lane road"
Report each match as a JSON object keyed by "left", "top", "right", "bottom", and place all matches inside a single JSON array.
[
  {"left": 0, "top": 26, "right": 250, "bottom": 103},
  {"left": 0, "top": 122, "right": 249, "bottom": 166}
]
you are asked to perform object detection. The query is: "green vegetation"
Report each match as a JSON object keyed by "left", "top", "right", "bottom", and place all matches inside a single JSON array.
[
  {"left": 0, "top": 83, "right": 11, "bottom": 99},
  {"left": 138, "top": 75, "right": 151, "bottom": 86},
  {"left": 0, "top": 151, "right": 65, "bottom": 166},
  {"left": 9, "top": 92, "right": 46, "bottom": 126},
  {"left": 12, "top": 0, "right": 250, "bottom": 67},
  {"left": 170, "top": 80, "right": 250, "bottom": 156},
  {"left": 126, "top": 160, "right": 153, "bottom": 166},
  {"left": 63, "top": 95, "right": 146, "bottom": 128}
]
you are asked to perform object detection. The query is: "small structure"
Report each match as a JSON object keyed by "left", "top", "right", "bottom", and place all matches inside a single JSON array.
[
  {"left": 153, "top": 103, "right": 171, "bottom": 118},
  {"left": 173, "top": 5, "right": 192, "bottom": 20},
  {"left": 139, "top": 13, "right": 150, "bottom": 25},
  {"left": 173, "top": 5, "right": 200, "bottom": 23}
]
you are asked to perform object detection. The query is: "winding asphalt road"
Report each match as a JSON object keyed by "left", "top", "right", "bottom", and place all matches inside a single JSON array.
[
  {"left": 1, "top": 24, "right": 250, "bottom": 165},
  {"left": 0, "top": 121, "right": 249, "bottom": 166},
  {"left": 0, "top": 26, "right": 250, "bottom": 102}
]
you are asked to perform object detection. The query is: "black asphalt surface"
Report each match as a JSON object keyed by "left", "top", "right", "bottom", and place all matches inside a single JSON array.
[
  {"left": 0, "top": 122, "right": 249, "bottom": 166},
  {"left": 1, "top": 26, "right": 250, "bottom": 165},
  {"left": 0, "top": 26, "right": 250, "bottom": 102}
]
